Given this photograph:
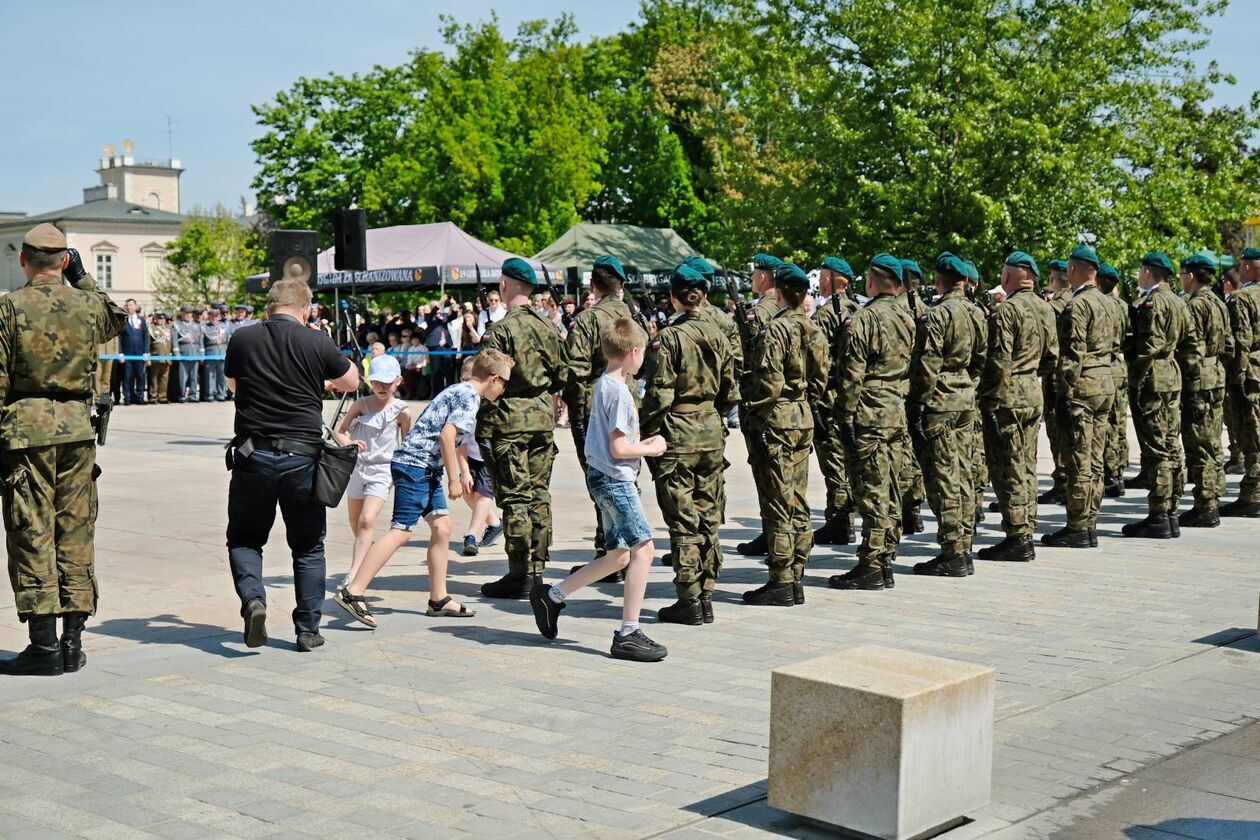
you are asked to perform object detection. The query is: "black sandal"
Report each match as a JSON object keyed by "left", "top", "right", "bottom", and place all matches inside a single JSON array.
[
  {"left": 426, "top": 596, "right": 475, "bottom": 618},
  {"left": 335, "top": 586, "right": 376, "bottom": 628}
]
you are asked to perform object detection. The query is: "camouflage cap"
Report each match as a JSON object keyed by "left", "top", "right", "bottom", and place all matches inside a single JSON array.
[
  {"left": 501, "top": 257, "right": 538, "bottom": 286},
  {"left": 683, "top": 255, "right": 716, "bottom": 281},
  {"left": 592, "top": 254, "right": 627, "bottom": 282},
  {"left": 773, "top": 262, "right": 809, "bottom": 289},
  {"left": 1005, "top": 250, "right": 1040, "bottom": 278},
  {"left": 22, "top": 222, "right": 67, "bottom": 251},
  {"left": 1140, "top": 252, "right": 1176, "bottom": 275},
  {"left": 752, "top": 253, "right": 783, "bottom": 271},
  {"left": 868, "top": 253, "right": 904, "bottom": 283},
  {"left": 1069, "top": 244, "right": 1100, "bottom": 269},
  {"left": 934, "top": 251, "right": 968, "bottom": 279},
  {"left": 820, "top": 256, "right": 853, "bottom": 279}
]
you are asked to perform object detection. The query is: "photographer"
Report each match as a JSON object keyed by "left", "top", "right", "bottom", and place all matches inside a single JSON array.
[
  {"left": 224, "top": 279, "right": 359, "bottom": 652},
  {"left": 0, "top": 224, "right": 125, "bottom": 677}
]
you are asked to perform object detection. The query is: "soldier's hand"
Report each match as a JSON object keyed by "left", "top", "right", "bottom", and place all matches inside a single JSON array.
[{"left": 64, "top": 248, "right": 88, "bottom": 285}]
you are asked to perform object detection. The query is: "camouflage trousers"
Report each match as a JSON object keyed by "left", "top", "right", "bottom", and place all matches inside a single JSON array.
[
  {"left": 1044, "top": 378, "right": 1067, "bottom": 488},
  {"left": 742, "top": 412, "right": 769, "bottom": 535},
  {"left": 654, "top": 448, "right": 726, "bottom": 599},
  {"left": 897, "top": 414, "right": 925, "bottom": 507},
  {"left": 982, "top": 406, "right": 1042, "bottom": 538},
  {"left": 748, "top": 422, "right": 812, "bottom": 585},
  {"left": 1181, "top": 388, "right": 1225, "bottom": 510},
  {"left": 1132, "top": 389, "right": 1185, "bottom": 515},
  {"left": 1064, "top": 391, "right": 1115, "bottom": 530},
  {"left": 847, "top": 423, "right": 906, "bottom": 569},
  {"left": 813, "top": 419, "right": 849, "bottom": 523},
  {"left": 480, "top": 431, "right": 555, "bottom": 575},
  {"left": 1229, "top": 384, "right": 1260, "bottom": 504},
  {"left": 567, "top": 409, "right": 605, "bottom": 555},
  {"left": 970, "top": 413, "right": 987, "bottom": 513},
  {"left": 3, "top": 441, "right": 99, "bottom": 620},
  {"left": 1106, "top": 375, "right": 1130, "bottom": 480},
  {"left": 916, "top": 409, "right": 975, "bottom": 556},
  {"left": 1224, "top": 380, "right": 1244, "bottom": 463}
]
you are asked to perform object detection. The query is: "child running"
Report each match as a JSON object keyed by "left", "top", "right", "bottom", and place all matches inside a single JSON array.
[
  {"left": 333, "top": 354, "right": 411, "bottom": 588},
  {"left": 528, "top": 318, "right": 668, "bottom": 662},
  {"left": 335, "top": 348, "right": 513, "bottom": 626},
  {"left": 455, "top": 357, "right": 503, "bottom": 556}
]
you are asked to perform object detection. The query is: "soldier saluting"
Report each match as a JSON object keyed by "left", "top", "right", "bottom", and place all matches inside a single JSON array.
[{"left": 0, "top": 223, "right": 125, "bottom": 676}]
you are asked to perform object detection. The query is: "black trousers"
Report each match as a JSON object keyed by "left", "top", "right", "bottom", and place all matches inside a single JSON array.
[{"left": 226, "top": 447, "right": 326, "bottom": 636}]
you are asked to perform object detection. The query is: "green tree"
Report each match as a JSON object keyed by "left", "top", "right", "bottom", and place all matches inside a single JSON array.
[{"left": 155, "top": 205, "right": 265, "bottom": 310}]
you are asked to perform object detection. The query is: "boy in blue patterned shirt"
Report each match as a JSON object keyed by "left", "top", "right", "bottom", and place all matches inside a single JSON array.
[{"left": 336, "top": 349, "right": 513, "bottom": 627}]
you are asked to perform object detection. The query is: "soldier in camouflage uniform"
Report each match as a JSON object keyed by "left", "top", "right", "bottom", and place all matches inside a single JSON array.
[
  {"left": 1222, "top": 262, "right": 1246, "bottom": 474},
  {"left": 561, "top": 256, "right": 634, "bottom": 564},
  {"left": 908, "top": 253, "right": 987, "bottom": 578},
  {"left": 831, "top": 254, "right": 915, "bottom": 591},
  {"left": 1094, "top": 265, "right": 1130, "bottom": 498},
  {"left": 961, "top": 258, "right": 990, "bottom": 525},
  {"left": 1220, "top": 247, "right": 1260, "bottom": 517},
  {"left": 740, "top": 262, "right": 829, "bottom": 606},
  {"left": 977, "top": 252, "right": 1058, "bottom": 563},
  {"left": 1042, "top": 245, "right": 1115, "bottom": 549},
  {"left": 0, "top": 224, "right": 125, "bottom": 676},
  {"left": 812, "top": 257, "right": 858, "bottom": 545},
  {"left": 148, "top": 312, "right": 172, "bottom": 404},
  {"left": 897, "top": 259, "right": 927, "bottom": 535},
  {"left": 1041, "top": 259, "right": 1072, "bottom": 504},
  {"left": 1178, "top": 253, "right": 1231, "bottom": 527},
  {"left": 734, "top": 253, "right": 783, "bottom": 557},
  {"left": 643, "top": 264, "right": 738, "bottom": 624},
  {"left": 1121, "top": 252, "right": 1199, "bottom": 539},
  {"left": 477, "top": 258, "right": 565, "bottom": 599}
]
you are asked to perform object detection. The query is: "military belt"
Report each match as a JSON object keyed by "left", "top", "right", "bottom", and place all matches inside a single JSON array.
[
  {"left": 668, "top": 401, "right": 715, "bottom": 414},
  {"left": 5, "top": 391, "right": 91, "bottom": 405}
]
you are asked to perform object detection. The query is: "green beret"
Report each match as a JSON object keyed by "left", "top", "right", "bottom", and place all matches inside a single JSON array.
[
  {"left": 1069, "top": 244, "right": 1100, "bottom": 269},
  {"left": 1005, "top": 250, "right": 1040, "bottom": 278},
  {"left": 1220, "top": 255, "right": 1236, "bottom": 270},
  {"left": 868, "top": 253, "right": 904, "bottom": 283},
  {"left": 684, "top": 255, "right": 715, "bottom": 281},
  {"left": 900, "top": 259, "right": 924, "bottom": 280},
  {"left": 774, "top": 262, "right": 809, "bottom": 289},
  {"left": 934, "top": 251, "right": 968, "bottom": 279},
  {"left": 1242, "top": 247, "right": 1260, "bottom": 260},
  {"left": 1048, "top": 259, "right": 1068, "bottom": 273},
  {"left": 501, "top": 257, "right": 537, "bottom": 286},
  {"left": 1097, "top": 263, "right": 1121, "bottom": 284},
  {"left": 669, "top": 263, "right": 708, "bottom": 292},
  {"left": 592, "top": 255, "right": 627, "bottom": 282},
  {"left": 752, "top": 253, "right": 783, "bottom": 271},
  {"left": 1181, "top": 252, "right": 1217, "bottom": 274},
  {"left": 1140, "top": 252, "right": 1176, "bottom": 276},
  {"left": 821, "top": 257, "right": 853, "bottom": 279},
  {"left": 963, "top": 259, "right": 979, "bottom": 283}
]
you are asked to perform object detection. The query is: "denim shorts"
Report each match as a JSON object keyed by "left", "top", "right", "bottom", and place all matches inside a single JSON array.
[
  {"left": 390, "top": 462, "right": 447, "bottom": 530},
  {"left": 586, "top": 466, "right": 652, "bottom": 550}
]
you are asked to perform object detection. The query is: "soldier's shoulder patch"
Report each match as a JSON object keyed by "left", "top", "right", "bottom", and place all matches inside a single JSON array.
[{"left": 651, "top": 339, "right": 662, "bottom": 350}]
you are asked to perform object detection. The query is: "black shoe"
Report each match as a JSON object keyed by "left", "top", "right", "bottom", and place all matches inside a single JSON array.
[
  {"left": 1179, "top": 506, "right": 1220, "bottom": 528},
  {"left": 978, "top": 536, "right": 1035, "bottom": 562},
  {"left": 610, "top": 629, "right": 667, "bottom": 662},
  {"left": 1220, "top": 499, "right": 1260, "bottom": 518},
  {"left": 965, "top": 552, "right": 975, "bottom": 575},
  {"left": 1168, "top": 512, "right": 1180, "bottom": 539},
  {"left": 242, "top": 598, "right": 267, "bottom": 648},
  {"left": 1037, "top": 486, "right": 1067, "bottom": 505},
  {"left": 741, "top": 581, "right": 795, "bottom": 606},
  {"left": 988, "top": 501, "right": 1001, "bottom": 513},
  {"left": 792, "top": 581, "right": 804, "bottom": 605},
  {"left": 1224, "top": 458, "right": 1244, "bottom": 475},
  {"left": 1088, "top": 527, "right": 1098, "bottom": 547},
  {"left": 569, "top": 564, "right": 624, "bottom": 583},
  {"left": 481, "top": 572, "right": 540, "bottom": 600},
  {"left": 902, "top": 505, "right": 924, "bottom": 534},
  {"left": 1121, "top": 513, "right": 1174, "bottom": 539},
  {"left": 814, "top": 513, "right": 853, "bottom": 545},
  {"left": 736, "top": 533, "right": 768, "bottom": 556},
  {"left": 479, "top": 523, "right": 504, "bottom": 547},
  {"left": 528, "top": 583, "right": 564, "bottom": 639},
  {"left": 462, "top": 535, "right": 479, "bottom": 556},
  {"left": 657, "top": 598, "right": 703, "bottom": 625},
  {"left": 658, "top": 554, "right": 672, "bottom": 567},
  {"left": 882, "top": 563, "right": 896, "bottom": 589},
  {"left": 699, "top": 594, "right": 714, "bottom": 624},
  {"left": 814, "top": 521, "right": 841, "bottom": 545},
  {"left": 1123, "top": 472, "right": 1149, "bottom": 490},
  {"left": 1104, "top": 479, "right": 1125, "bottom": 498},
  {"left": 296, "top": 633, "right": 324, "bottom": 652},
  {"left": 0, "top": 616, "right": 64, "bottom": 676},
  {"left": 1041, "top": 527, "right": 1092, "bottom": 548},
  {"left": 60, "top": 613, "right": 88, "bottom": 673},
  {"left": 912, "top": 554, "right": 969, "bottom": 577},
  {"left": 828, "top": 565, "right": 884, "bottom": 590}
]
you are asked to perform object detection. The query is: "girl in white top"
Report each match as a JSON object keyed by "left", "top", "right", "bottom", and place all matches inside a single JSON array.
[{"left": 334, "top": 354, "right": 411, "bottom": 586}]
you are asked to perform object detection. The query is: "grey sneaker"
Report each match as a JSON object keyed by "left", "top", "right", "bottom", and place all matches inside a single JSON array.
[
  {"left": 296, "top": 633, "right": 324, "bottom": 652},
  {"left": 610, "top": 629, "right": 667, "bottom": 662}
]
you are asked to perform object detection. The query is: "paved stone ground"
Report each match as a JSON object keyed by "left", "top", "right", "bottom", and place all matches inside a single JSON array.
[{"left": 0, "top": 402, "right": 1256, "bottom": 839}]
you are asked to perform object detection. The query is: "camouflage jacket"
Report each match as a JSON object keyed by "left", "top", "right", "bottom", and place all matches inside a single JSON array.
[
  {"left": 700, "top": 301, "right": 743, "bottom": 383},
  {"left": 476, "top": 304, "right": 564, "bottom": 435},
  {"left": 561, "top": 294, "right": 633, "bottom": 419},
  {"left": 1101, "top": 292, "right": 1129, "bottom": 388},
  {"left": 978, "top": 288, "right": 1057, "bottom": 412},
  {"left": 1056, "top": 285, "right": 1118, "bottom": 399},
  {"left": 1130, "top": 284, "right": 1199, "bottom": 396},
  {"left": 744, "top": 307, "right": 829, "bottom": 431},
  {"left": 838, "top": 294, "right": 915, "bottom": 428},
  {"left": 1183, "top": 287, "right": 1229, "bottom": 393},
  {"left": 641, "top": 310, "right": 738, "bottom": 453},
  {"left": 0, "top": 272, "right": 125, "bottom": 449},
  {"left": 910, "top": 291, "right": 987, "bottom": 414},
  {"left": 813, "top": 295, "right": 856, "bottom": 413},
  {"left": 1228, "top": 283, "right": 1260, "bottom": 390},
  {"left": 738, "top": 294, "right": 779, "bottom": 398}
]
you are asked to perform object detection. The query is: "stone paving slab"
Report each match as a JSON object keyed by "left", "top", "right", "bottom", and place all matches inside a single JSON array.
[{"left": 0, "top": 402, "right": 1256, "bottom": 838}]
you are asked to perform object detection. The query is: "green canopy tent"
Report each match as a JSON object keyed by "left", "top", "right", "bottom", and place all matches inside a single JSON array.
[{"left": 531, "top": 223, "right": 743, "bottom": 290}]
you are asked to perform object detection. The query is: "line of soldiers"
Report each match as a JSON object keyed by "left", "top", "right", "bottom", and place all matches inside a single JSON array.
[{"left": 467, "top": 244, "right": 1260, "bottom": 622}]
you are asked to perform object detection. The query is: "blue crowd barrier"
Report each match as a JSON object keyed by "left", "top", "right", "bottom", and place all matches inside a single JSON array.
[{"left": 98, "top": 349, "right": 476, "bottom": 362}]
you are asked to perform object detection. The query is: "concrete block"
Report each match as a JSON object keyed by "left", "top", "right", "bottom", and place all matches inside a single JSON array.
[{"left": 769, "top": 644, "right": 995, "bottom": 840}]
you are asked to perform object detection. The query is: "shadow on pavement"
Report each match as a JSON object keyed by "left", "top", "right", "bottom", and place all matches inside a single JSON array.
[
  {"left": 1189, "top": 628, "right": 1258, "bottom": 649},
  {"left": 91, "top": 614, "right": 259, "bottom": 658},
  {"left": 1126, "top": 819, "right": 1260, "bottom": 839},
  {"left": 427, "top": 624, "right": 605, "bottom": 657}
]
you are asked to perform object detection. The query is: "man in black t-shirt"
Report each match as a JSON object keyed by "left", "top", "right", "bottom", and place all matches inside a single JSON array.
[{"left": 224, "top": 279, "right": 360, "bottom": 652}]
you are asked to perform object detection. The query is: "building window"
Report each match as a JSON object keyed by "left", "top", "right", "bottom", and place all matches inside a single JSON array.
[
  {"left": 145, "top": 190, "right": 162, "bottom": 210},
  {"left": 96, "top": 253, "right": 113, "bottom": 288},
  {"left": 143, "top": 253, "right": 163, "bottom": 288}
]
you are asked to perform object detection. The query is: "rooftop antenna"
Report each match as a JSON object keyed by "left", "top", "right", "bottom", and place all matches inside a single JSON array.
[{"left": 166, "top": 115, "right": 175, "bottom": 160}]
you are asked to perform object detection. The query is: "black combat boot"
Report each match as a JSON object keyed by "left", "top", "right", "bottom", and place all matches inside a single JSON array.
[
  {"left": 699, "top": 594, "right": 714, "bottom": 624},
  {"left": 1088, "top": 527, "right": 1098, "bottom": 547},
  {"left": 902, "top": 504, "right": 924, "bottom": 535},
  {"left": 1123, "top": 471, "right": 1149, "bottom": 490},
  {"left": 1168, "top": 512, "right": 1180, "bottom": 539},
  {"left": 1220, "top": 499, "right": 1260, "bottom": 518},
  {"left": 1224, "top": 457, "right": 1244, "bottom": 475},
  {"left": 1041, "top": 527, "right": 1092, "bottom": 548},
  {"left": 977, "top": 536, "right": 1035, "bottom": 562},
  {"left": 1037, "top": 485, "right": 1067, "bottom": 505},
  {"left": 657, "top": 598, "right": 704, "bottom": 625},
  {"left": 61, "top": 613, "right": 88, "bottom": 673},
  {"left": 741, "top": 581, "right": 795, "bottom": 606},
  {"left": 735, "top": 533, "right": 768, "bottom": 556},
  {"left": 1104, "top": 476, "right": 1125, "bottom": 498},
  {"left": 912, "top": 554, "right": 969, "bottom": 577},
  {"left": 480, "top": 572, "right": 542, "bottom": 600},
  {"left": 0, "top": 616, "right": 64, "bottom": 677},
  {"left": 1178, "top": 506, "right": 1220, "bottom": 528},
  {"left": 815, "top": 512, "right": 852, "bottom": 546},
  {"left": 791, "top": 581, "right": 804, "bottom": 605},
  {"left": 828, "top": 564, "right": 884, "bottom": 591},
  {"left": 988, "top": 501, "right": 1001, "bottom": 513},
  {"left": 1121, "top": 513, "right": 1174, "bottom": 539}
]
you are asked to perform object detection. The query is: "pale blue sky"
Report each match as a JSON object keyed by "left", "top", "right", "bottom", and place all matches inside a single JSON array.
[{"left": 0, "top": 0, "right": 1254, "bottom": 217}]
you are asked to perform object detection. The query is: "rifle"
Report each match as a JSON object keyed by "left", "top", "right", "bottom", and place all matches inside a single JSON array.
[
  {"left": 475, "top": 263, "right": 490, "bottom": 314},
  {"left": 627, "top": 271, "right": 652, "bottom": 335},
  {"left": 726, "top": 276, "right": 753, "bottom": 361}
]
